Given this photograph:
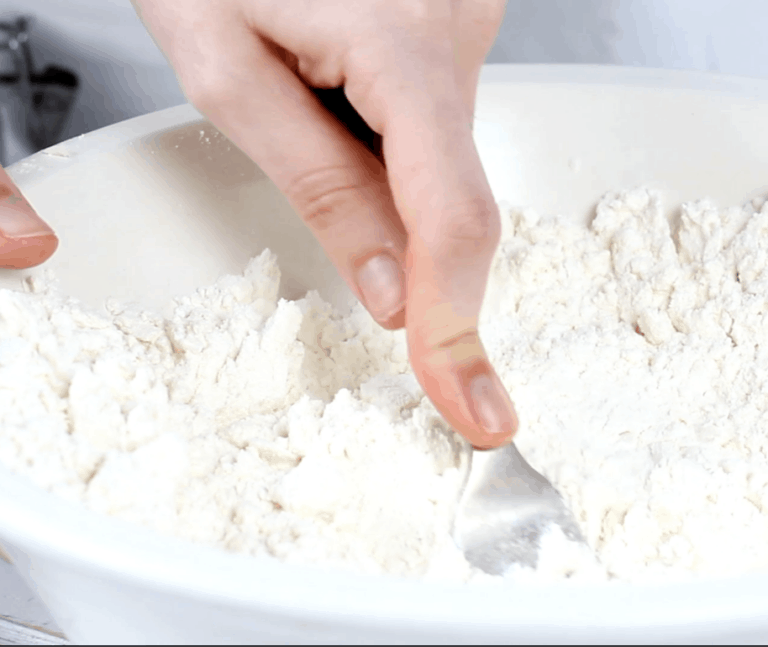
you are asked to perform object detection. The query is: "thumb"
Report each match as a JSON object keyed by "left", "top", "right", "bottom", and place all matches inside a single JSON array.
[
  {"left": 0, "top": 168, "right": 58, "bottom": 269},
  {"left": 377, "top": 61, "right": 518, "bottom": 450}
]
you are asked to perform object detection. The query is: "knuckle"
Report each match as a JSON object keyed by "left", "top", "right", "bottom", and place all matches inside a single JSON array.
[
  {"left": 465, "top": 0, "right": 506, "bottom": 32},
  {"left": 183, "top": 72, "right": 234, "bottom": 115},
  {"left": 436, "top": 199, "right": 501, "bottom": 258},
  {"left": 391, "top": 0, "right": 433, "bottom": 25},
  {"left": 284, "top": 166, "right": 374, "bottom": 231},
  {"left": 392, "top": 0, "right": 456, "bottom": 30},
  {"left": 380, "top": 2, "right": 452, "bottom": 51}
]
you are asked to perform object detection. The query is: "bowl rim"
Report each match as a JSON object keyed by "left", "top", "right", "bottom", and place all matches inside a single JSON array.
[
  {"left": 11, "top": 62, "right": 768, "bottom": 189},
  {"left": 480, "top": 62, "right": 768, "bottom": 98},
  {"left": 4, "top": 63, "right": 768, "bottom": 633}
]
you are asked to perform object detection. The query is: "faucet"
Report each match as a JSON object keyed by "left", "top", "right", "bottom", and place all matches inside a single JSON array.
[{"left": 0, "top": 16, "right": 79, "bottom": 166}]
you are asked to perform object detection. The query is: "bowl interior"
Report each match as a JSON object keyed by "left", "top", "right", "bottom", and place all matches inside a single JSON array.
[
  {"left": 2, "top": 106, "right": 354, "bottom": 314},
  {"left": 5, "top": 66, "right": 768, "bottom": 315},
  {"left": 3, "top": 65, "right": 768, "bottom": 639}
]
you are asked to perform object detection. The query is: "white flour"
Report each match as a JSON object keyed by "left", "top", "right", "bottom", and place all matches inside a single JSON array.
[{"left": 2, "top": 187, "right": 768, "bottom": 583}]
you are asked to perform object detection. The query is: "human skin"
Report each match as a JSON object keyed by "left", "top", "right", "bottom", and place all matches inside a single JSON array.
[
  {"left": 0, "top": 0, "right": 517, "bottom": 449},
  {"left": 0, "top": 167, "right": 58, "bottom": 270}
]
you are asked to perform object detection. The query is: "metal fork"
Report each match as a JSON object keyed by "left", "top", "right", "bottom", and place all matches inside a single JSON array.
[{"left": 453, "top": 443, "right": 585, "bottom": 575}]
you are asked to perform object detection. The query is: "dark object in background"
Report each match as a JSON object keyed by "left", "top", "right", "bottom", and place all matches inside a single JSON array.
[
  {"left": 27, "top": 64, "right": 79, "bottom": 151},
  {"left": 0, "top": 16, "right": 79, "bottom": 162}
]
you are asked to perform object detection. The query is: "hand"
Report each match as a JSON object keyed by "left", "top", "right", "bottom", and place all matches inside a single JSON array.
[
  {"left": 0, "top": 168, "right": 58, "bottom": 269},
  {"left": 133, "top": 0, "right": 518, "bottom": 449}
]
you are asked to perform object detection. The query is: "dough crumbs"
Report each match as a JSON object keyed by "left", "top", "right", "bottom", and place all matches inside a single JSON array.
[{"left": 2, "top": 187, "right": 768, "bottom": 583}]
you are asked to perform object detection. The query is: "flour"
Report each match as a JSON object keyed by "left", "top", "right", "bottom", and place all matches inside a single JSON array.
[
  {"left": 483, "top": 188, "right": 768, "bottom": 582},
  {"left": 0, "top": 251, "right": 470, "bottom": 579},
  {"left": 2, "top": 187, "right": 768, "bottom": 583}
]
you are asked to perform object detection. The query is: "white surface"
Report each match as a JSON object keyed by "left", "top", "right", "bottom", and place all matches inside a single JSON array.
[
  {"left": 0, "top": 617, "right": 67, "bottom": 645},
  {"left": 0, "top": 559, "right": 60, "bottom": 634},
  {"left": 1, "top": 65, "right": 768, "bottom": 643}
]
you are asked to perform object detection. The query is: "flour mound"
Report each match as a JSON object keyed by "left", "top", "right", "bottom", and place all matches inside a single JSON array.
[
  {"left": 2, "top": 187, "right": 768, "bottom": 583},
  {"left": 483, "top": 188, "right": 768, "bottom": 582},
  {"left": 0, "top": 251, "right": 470, "bottom": 579}
]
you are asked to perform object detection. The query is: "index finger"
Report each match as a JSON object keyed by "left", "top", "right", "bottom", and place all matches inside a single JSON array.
[
  {"left": 0, "top": 167, "right": 58, "bottom": 269},
  {"left": 377, "top": 61, "right": 518, "bottom": 449}
]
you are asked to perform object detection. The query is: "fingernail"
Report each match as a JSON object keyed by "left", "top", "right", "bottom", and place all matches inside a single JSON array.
[
  {"left": 357, "top": 252, "right": 404, "bottom": 320},
  {"left": 0, "top": 234, "right": 59, "bottom": 269},
  {"left": 0, "top": 203, "right": 54, "bottom": 238},
  {"left": 468, "top": 373, "right": 517, "bottom": 442}
]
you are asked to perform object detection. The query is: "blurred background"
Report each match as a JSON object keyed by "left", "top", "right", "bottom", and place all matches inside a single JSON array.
[{"left": 1, "top": 0, "right": 768, "bottom": 166}]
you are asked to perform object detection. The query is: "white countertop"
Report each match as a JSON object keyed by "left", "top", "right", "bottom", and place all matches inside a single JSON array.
[{"left": 0, "top": 553, "right": 66, "bottom": 645}]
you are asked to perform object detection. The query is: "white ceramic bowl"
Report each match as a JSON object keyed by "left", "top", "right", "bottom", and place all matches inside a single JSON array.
[{"left": 3, "top": 65, "right": 768, "bottom": 644}]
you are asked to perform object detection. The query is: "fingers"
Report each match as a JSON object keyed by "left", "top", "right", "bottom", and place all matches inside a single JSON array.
[
  {"left": 174, "top": 23, "right": 407, "bottom": 328},
  {"left": 378, "top": 62, "right": 518, "bottom": 449},
  {"left": 0, "top": 168, "right": 58, "bottom": 269},
  {"left": 452, "top": 0, "right": 507, "bottom": 114},
  {"left": 135, "top": 0, "right": 514, "bottom": 448}
]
